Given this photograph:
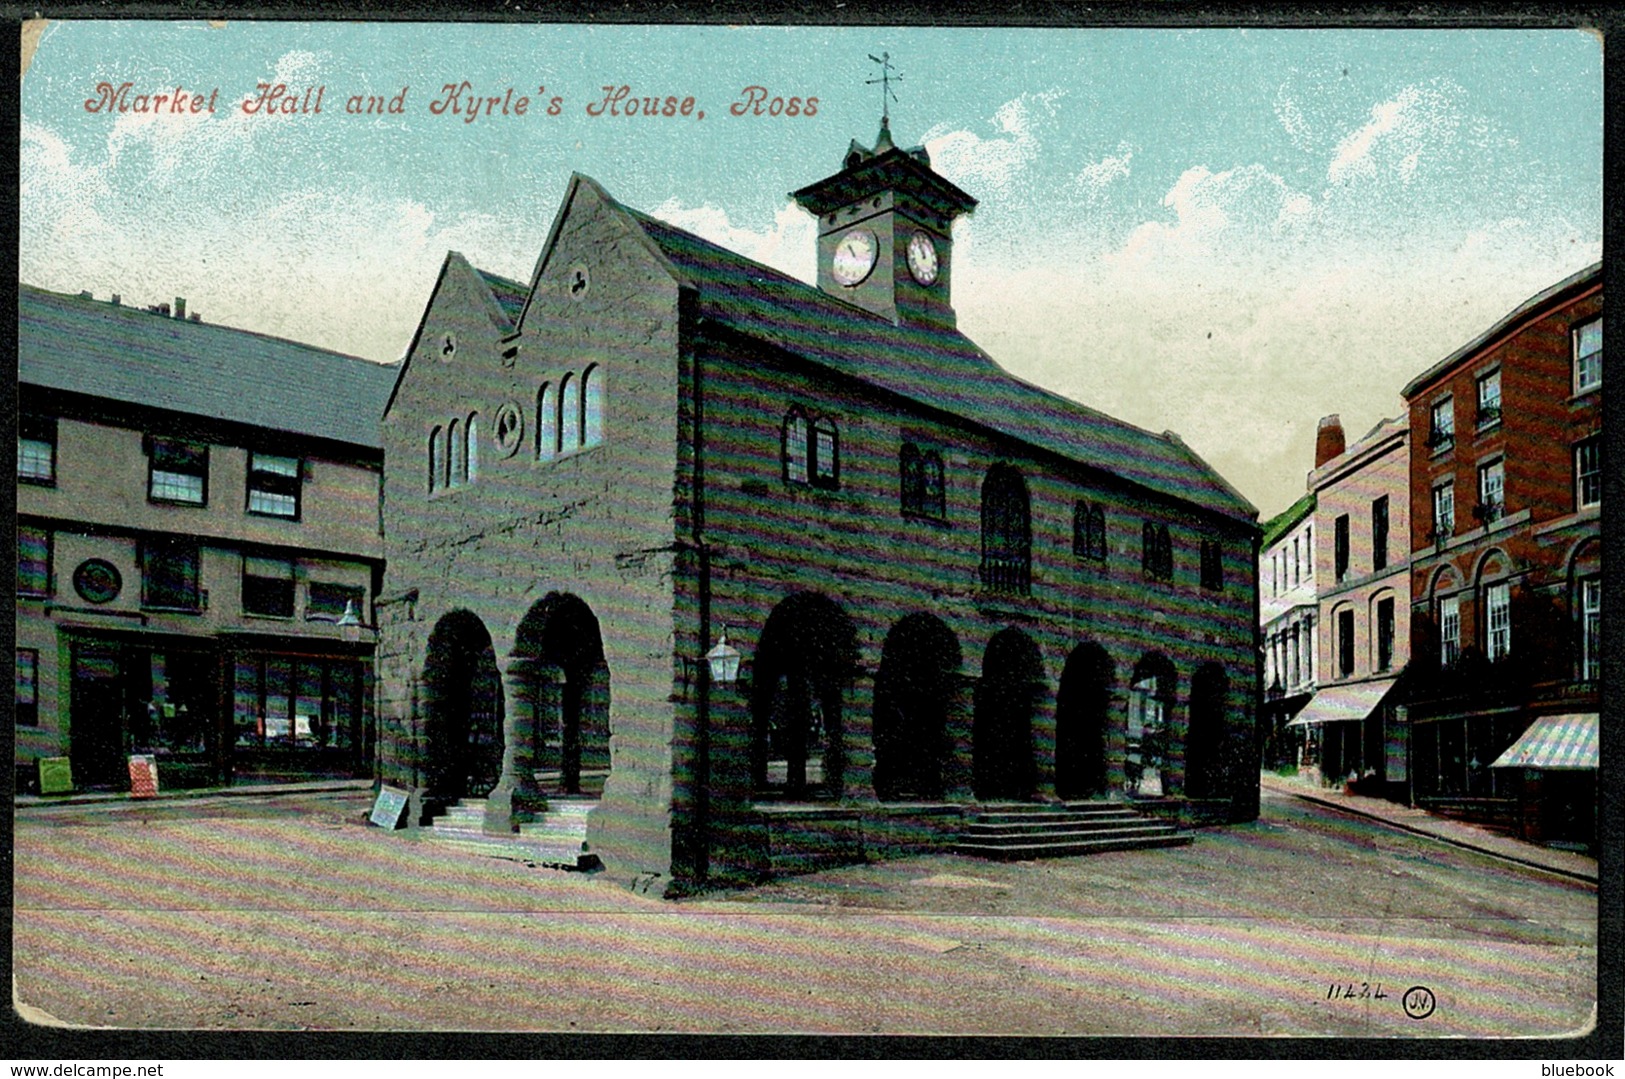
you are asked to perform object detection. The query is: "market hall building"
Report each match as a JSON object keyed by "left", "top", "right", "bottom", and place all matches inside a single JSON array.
[
  {"left": 15, "top": 286, "right": 397, "bottom": 792},
  {"left": 374, "top": 121, "right": 1263, "bottom": 893}
]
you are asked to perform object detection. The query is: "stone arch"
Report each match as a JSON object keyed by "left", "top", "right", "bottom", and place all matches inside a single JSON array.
[
  {"left": 1055, "top": 641, "right": 1114, "bottom": 800},
  {"left": 421, "top": 610, "right": 504, "bottom": 805},
  {"left": 1428, "top": 563, "right": 1462, "bottom": 599},
  {"left": 974, "top": 627, "right": 1043, "bottom": 801},
  {"left": 1185, "top": 663, "right": 1229, "bottom": 799},
  {"left": 1126, "top": 653, "right": 1177, "bottom": 797},
  {"left": 750, "top": 591, "right": 856, "bottom": 799},
  {"left": 873, "top": 612, "right": 962, "bottom": 801},
  {"left": 513, "top": 592, "right": 610, "bottom": 796},
  {"left": 1471, "top": 546, "right": 1512, "bottom": 587}
]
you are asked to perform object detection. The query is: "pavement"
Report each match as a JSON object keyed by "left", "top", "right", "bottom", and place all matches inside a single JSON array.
[
  {"left": 14, "top": 776, "right": 374, "bottom": 808},
  {"left": 16, "top": 771, "right": 1597, "bottom": 884},
  {"left": 12, "top": 778, "right": 1599, "bottom": 1037},
  {"left": 1258, "top": 771, "right": 1598, "bottom": 884}
]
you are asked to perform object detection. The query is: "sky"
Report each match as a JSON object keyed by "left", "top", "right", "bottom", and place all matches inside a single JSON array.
[{"left": 19, "top": 22, "right": 1603, "bottom": 519}]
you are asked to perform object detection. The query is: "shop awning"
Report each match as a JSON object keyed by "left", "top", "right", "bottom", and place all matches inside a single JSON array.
[
  {"left": 1286, "top": 678, "right": 1400, "bottom": 727},
  {"left": 1490, "top": 714, "right": 1598, "bottom": 770}
]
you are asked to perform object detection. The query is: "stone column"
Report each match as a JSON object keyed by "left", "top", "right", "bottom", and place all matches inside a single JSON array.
[
  {"left": 841, "top": 665, "right": 878, "bottom": 803},
  {"left": 1104, "top": 689, "right": 1130, "bottom": 798},
  {"left": 943, "top": 673, "right": 977, "bottom": 802},
  {"left": 1031, "top": 674, "right": 1058, "bottom": 802},
  {"left": 484, "top": 656, "right": 548, "bottom": 834}
]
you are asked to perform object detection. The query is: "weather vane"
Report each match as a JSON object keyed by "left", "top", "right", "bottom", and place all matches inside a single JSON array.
[{"left": 866, "top": 52, "right": 901, "bottom": 126}]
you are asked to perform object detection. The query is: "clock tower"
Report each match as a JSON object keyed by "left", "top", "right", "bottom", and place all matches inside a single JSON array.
[{"left": 791, "top": 119, "right": 976, "bottom": 327}]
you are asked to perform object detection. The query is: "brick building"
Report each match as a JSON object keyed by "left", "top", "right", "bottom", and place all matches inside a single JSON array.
[
  {"left": 15, "top": 286, "right": 396, "bottom": 792},
  {"left": 1401, "top": 262, "right": 1601, "bottom": 847},
  {"left": 375, "top": 121, "right": 1263, "bottom": 892}
]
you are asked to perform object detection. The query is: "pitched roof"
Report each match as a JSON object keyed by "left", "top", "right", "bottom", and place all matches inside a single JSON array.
[
  {"left": 18, "top": 285, "right": 398, "bottom": 449},
  {"left": 1261, "top": 491, "right": 1315, "bottom": 549},
  {"left": 573, "top": 184, "right": 1255, "bottom": 523},
  {"left": 1401, "top": 260, "right": 1603, "bottom": 399}
]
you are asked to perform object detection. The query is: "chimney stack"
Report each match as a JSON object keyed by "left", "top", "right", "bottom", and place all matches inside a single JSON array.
[
  {"left": 1315, "top": 414, "right": 1346, "bottom": 467},
  {"left": 174, "top": 297, "right": 186, "bottom": 320}
]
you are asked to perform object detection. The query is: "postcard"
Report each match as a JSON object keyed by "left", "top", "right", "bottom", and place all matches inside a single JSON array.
[{"left": 13, "top": 18, "right": 1606, "bottom": 1053}]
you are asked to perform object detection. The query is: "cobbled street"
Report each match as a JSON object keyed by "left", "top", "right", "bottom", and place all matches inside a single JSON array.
[{"left": 12, "top": 787, "right": 1596, "bottom": 1037}]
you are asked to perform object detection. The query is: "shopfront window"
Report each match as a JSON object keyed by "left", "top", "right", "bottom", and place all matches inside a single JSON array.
[{"left": 233, "top": 654, "right": 363, "bottom": 751}]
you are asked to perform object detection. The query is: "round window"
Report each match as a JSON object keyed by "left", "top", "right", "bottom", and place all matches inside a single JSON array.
[{"left": 73, "top": 559, "right": 122, "bottom": 604}]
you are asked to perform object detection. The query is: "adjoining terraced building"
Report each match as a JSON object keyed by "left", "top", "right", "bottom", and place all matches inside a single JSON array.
[
  {"left": 374, "top": 120, "right": 1263, "bottom": 893},
  {"left": 16, "top": 286, "right": 397, "bottom": 792}
]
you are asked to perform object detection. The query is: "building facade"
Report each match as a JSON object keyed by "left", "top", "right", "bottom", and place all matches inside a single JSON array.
[
  {"left": 1294, "top": 413, "right": 1412, "bottom": 797},
  {"left": 16, "top": 286, "right": 397, "bottom": 792},
  {"left": 375, "top": 122, "right": 1264, "bottom": 893},
  {"left": 1401, "top": 262, "right": 1601, "bottom": 847},
  {"left": 1258, "top": 491, "right": 1316, "bottom": 769}
]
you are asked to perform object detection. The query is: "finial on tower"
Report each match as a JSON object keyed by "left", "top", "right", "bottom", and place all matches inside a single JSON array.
[{"left": 866, "top": 52, "right": 901, "bottom": 147}]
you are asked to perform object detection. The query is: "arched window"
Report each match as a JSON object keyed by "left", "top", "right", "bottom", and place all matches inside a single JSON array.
[
  {"left": 899, "top": 442, "right": 923, "bottom": 513},
  {"left": 537, "top": 383, "right": 556, "bottom": 461},
  {"left": 922, "top": 450, "right": 945, "bottom": 519},
  {"left": 429, "top": 426, "right": 443, "bottom": 492},
  {"left": 980, "top": 463, "right": 1031, "bottom": 595},
  {"left": 782, "top": 408, "right": 809, "bottom": 484},
  {"left": 465, "top": 411, "right": 479, "bottom": 484},
  {"left": 1074, "top": 501, "right": 1106, "bottom": 561},
  {"left": 447, "top": 418, "right": 462, "bottom": 489},
  {"left": 560, "top": 373, "right": 580, "bottom": 453},
  {"left": 581, "top": 364, "right": 603, "bottom": 449},
  {"left": 811, "top": 417, "right": 839, "bottom": 489}
]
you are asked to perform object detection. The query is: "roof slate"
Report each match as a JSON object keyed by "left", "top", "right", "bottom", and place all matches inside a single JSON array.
[
  {"left": 476, "top": 269, "right": 528, "bottom": 326},
  {"left": 19, "top": 285, "right": 398, "bottom": 449},
  {"left": 612, "top": 199, "right": 1256, "bottom": 523},
  {"left": 1260, "top": 491, "right": 1315, "bottom": 549}
]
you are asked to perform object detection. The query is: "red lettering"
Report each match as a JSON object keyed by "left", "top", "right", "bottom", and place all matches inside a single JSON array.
[{"left": 85, "top": 81, "right": 131, "bottom": 113}]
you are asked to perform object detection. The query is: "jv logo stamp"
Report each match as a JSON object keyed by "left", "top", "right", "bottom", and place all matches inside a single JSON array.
[{"left": 1401, "top": 985, "right": 1436, "bottom": 1020}]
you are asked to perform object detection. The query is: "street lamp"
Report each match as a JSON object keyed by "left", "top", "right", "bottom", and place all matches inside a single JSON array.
[
  {"left": 337, "top": 598, "right": 362, "bottom": 642},
  {"left": 704, "top": 628, "right": 741, "bottom": 685}
]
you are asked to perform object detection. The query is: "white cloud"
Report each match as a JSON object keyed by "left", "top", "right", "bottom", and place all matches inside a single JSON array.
[
  {"left": 1107, "top": 163, "right": 1312, "bottom": 270},
  {"left": 1327, "top": 83, "right": 1462, "bottom": 185},
  {"left": 20, "top": 121, "right": 114, "bottom": 247},
  {"left": 922, "top": 90, "right": 1064, "bottom": 202},
  {"left": 647, "top": 198, "right": 816, "bottom": 283},
  {"left": 1076, "top": 142, "right": 1133, "bottom": 196}
]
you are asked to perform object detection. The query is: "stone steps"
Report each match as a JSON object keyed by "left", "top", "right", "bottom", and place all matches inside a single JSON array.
[
  {"left": 424, "top": 798, "right": 599, "bottom": 871},
  {"left": 954, "top": 801, "right": 1190, "bottom": 861}
]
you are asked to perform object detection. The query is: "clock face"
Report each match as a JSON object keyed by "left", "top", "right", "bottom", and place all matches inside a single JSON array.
[
  {"left": 831, "top": 228, "right": 879, "bottom": 286},
  {"left": 906, "top": 231, "right": 939, "bottom": 285}
]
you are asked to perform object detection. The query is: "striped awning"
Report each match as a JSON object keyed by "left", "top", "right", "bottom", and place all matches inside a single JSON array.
[
  {"left": 1286, "top": 678, "right": 1399, "bottom": 727},
  {"left": 1491, "top": 714, "right": 1599, "bottom": 770}
]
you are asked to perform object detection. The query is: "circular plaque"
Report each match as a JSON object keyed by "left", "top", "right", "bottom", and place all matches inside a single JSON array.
[
  {"left": 73, "top": 559, "right": 122, "bottom": 604},
  {"left": 493, "top": 401, "right": 525, "bottom": 458}
]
